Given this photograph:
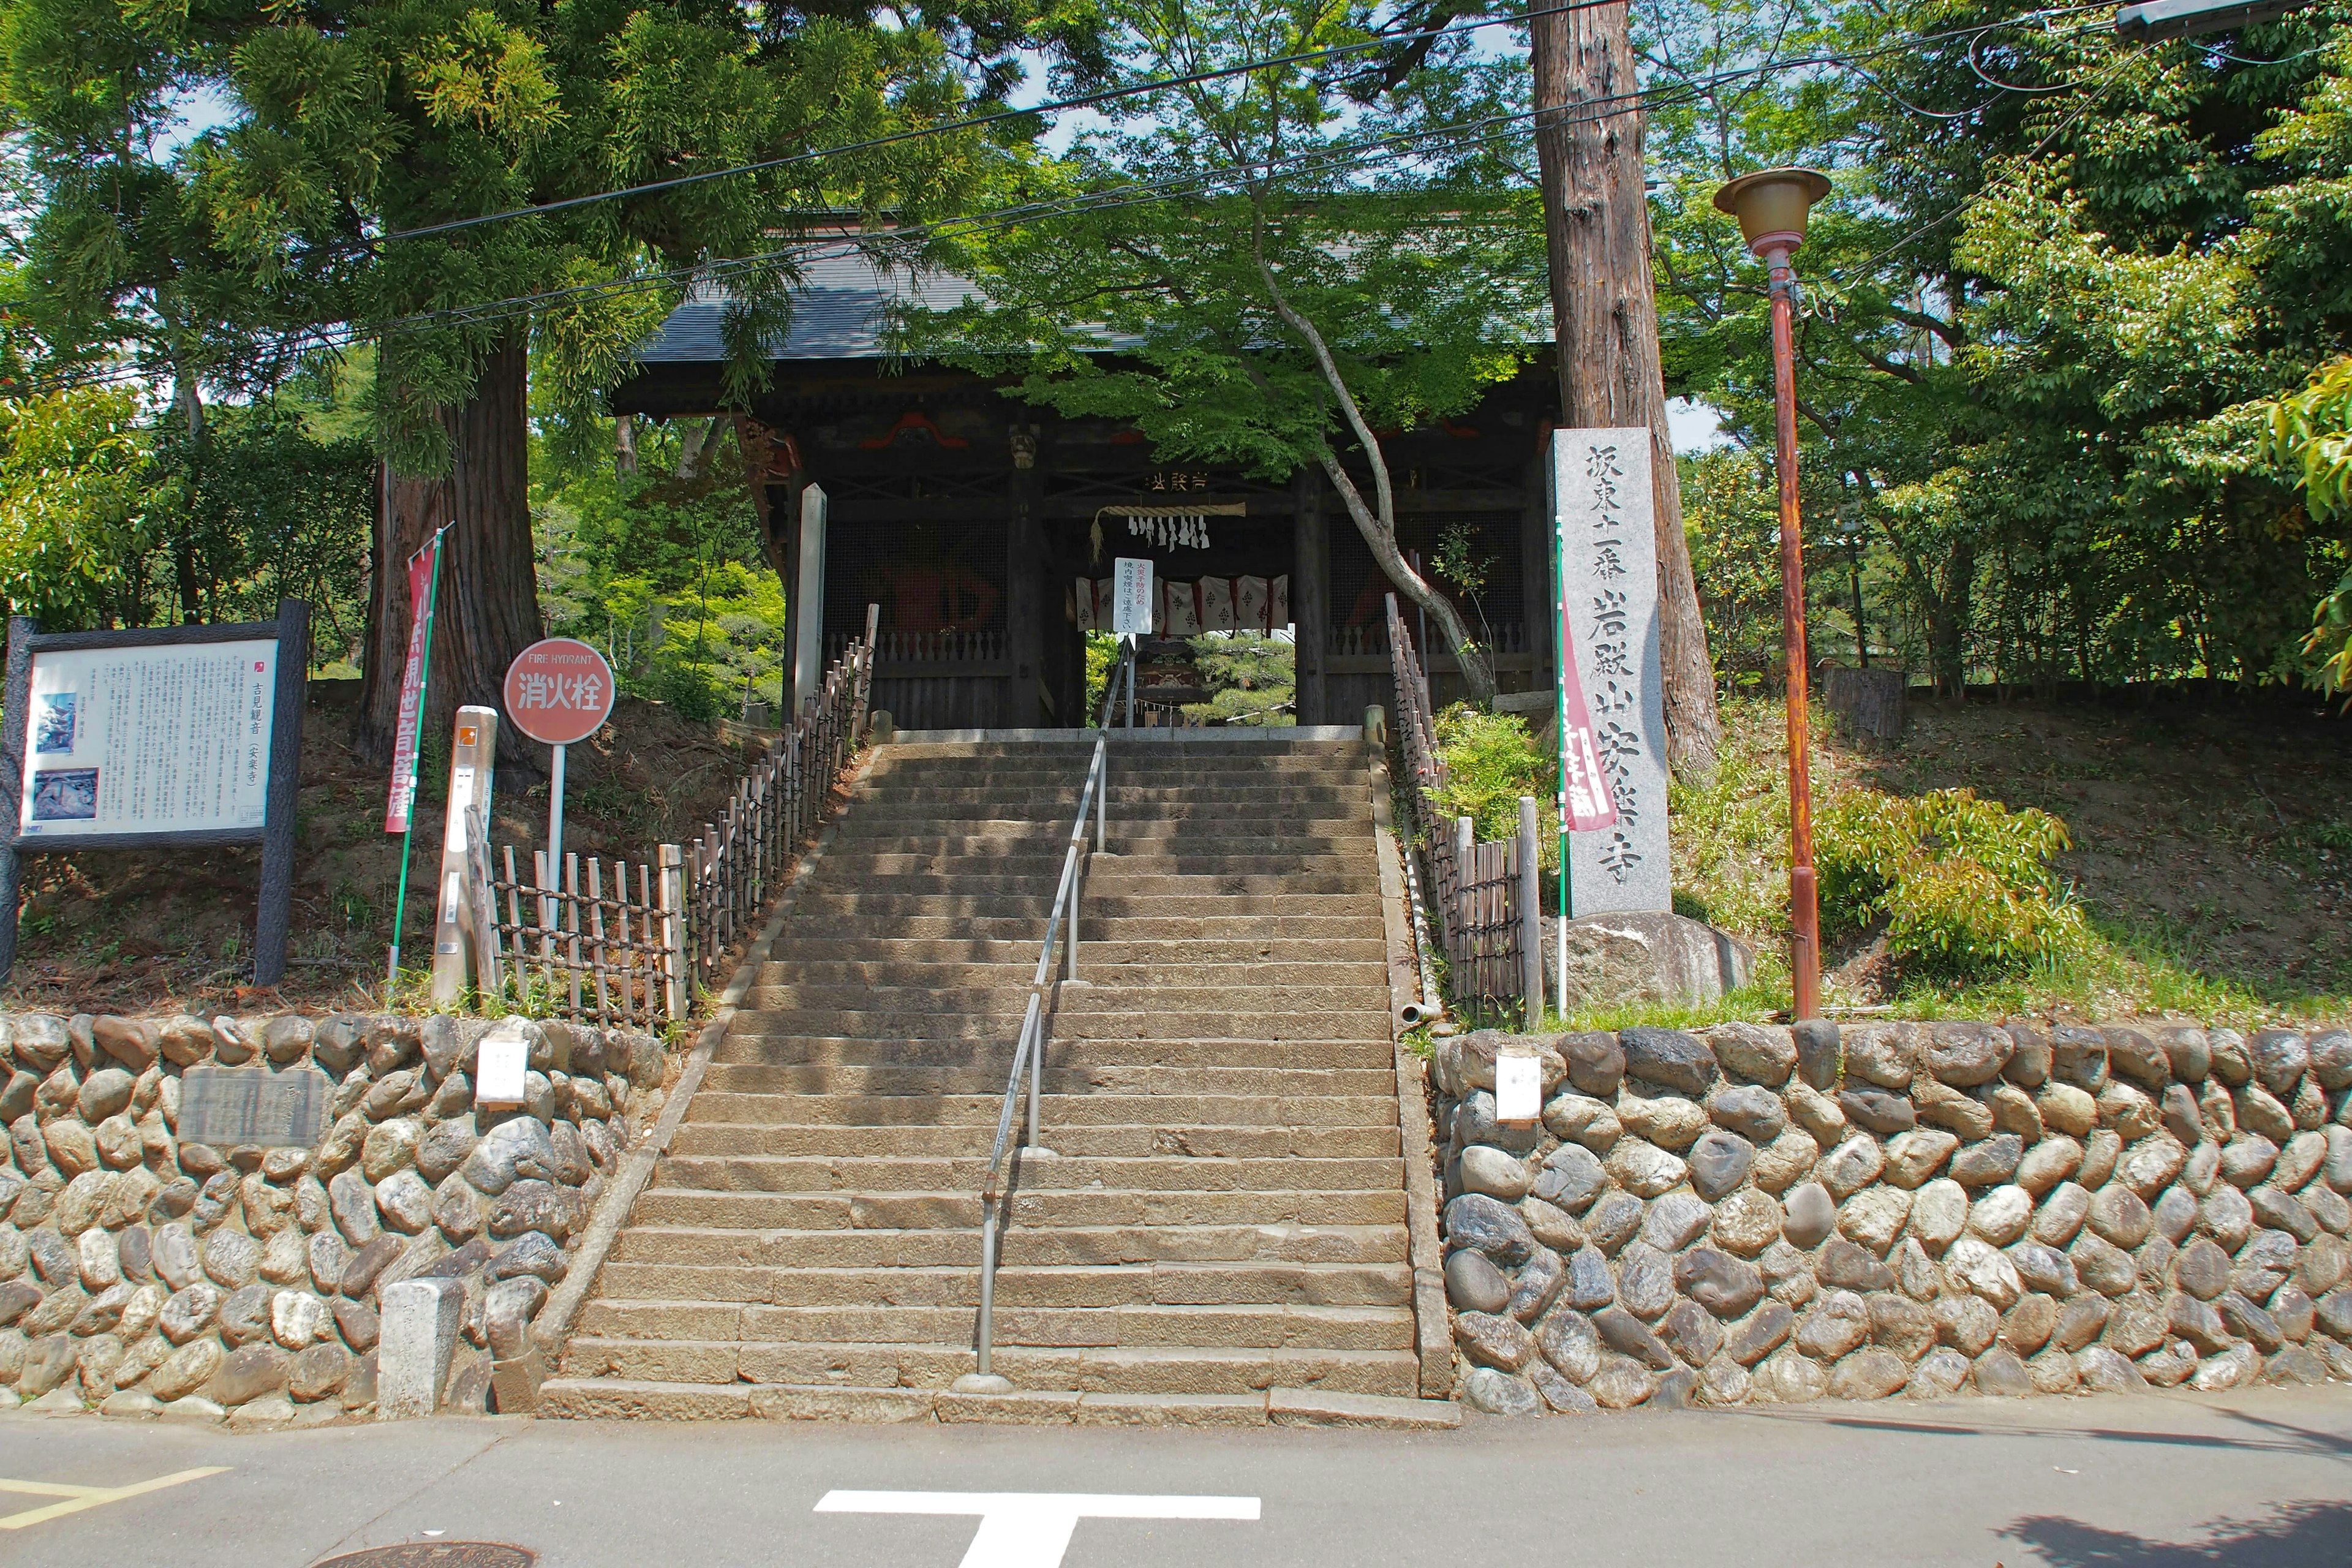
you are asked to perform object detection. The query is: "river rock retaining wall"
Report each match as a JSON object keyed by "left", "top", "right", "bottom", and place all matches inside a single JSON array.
[
  {"left": 1433, "top": 1020, "right": 2352, "bottom": 1415},
  {"left": 0, "top": 1010, "right": 668, "bottom": 1428}
]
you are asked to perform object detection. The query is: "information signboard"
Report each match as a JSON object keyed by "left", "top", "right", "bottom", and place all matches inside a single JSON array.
[
  {"left": 1111, "top": 558, "right": 1155, "bottom": 636},
  {"left": 18, "top": 639, "right": 277, "bottom": 838},
  {"left": 0, "top": 601, "right": 310, "bottom": 984}
]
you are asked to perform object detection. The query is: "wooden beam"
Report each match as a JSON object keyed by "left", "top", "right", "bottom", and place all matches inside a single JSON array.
[{"left": 1293, "top": 470, "right": 1329, "bottom": 726}]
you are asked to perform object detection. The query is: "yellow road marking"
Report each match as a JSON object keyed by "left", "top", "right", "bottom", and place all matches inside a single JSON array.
[{"left": 0, "top": 1468, "right": 231, "bottom": 1529}]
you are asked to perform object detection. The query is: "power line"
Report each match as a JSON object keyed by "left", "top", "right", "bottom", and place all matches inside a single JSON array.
[
  {"left": 381, "top": 0, "right": 2118, "bottom": 246},
  {"left": 10, "top": 3, "right": 2142, "bottom": 400},
  {"left": 381, "top": 0, "right": 1630, "bottom": 246}
]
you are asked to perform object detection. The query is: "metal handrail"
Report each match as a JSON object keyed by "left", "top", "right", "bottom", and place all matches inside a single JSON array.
[{"left": 962, "top": 635, "right": 1139, "bottom": 1390}]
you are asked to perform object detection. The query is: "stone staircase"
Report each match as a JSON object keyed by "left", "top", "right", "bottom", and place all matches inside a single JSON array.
[{"left": 539, "top": 732, "right": 1448, "bottom": 1425}]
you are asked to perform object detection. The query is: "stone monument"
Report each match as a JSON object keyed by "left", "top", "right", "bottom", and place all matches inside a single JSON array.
[{"left": 1547, "top": 428, "right": 1750, "bottom": 1005}]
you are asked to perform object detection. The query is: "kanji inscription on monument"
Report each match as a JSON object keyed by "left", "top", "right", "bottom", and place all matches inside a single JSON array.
[
  {"left": 179, "top": 1065, "right": 332, "bottom": 1149},
  {"left": 1551, "top": 428, "right": 1670, "bottom": 914}
]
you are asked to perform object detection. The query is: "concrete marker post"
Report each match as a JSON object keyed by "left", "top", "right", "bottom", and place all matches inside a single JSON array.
[{"left": 379, "top": 1277, "right": 467, "bottom": 1419}]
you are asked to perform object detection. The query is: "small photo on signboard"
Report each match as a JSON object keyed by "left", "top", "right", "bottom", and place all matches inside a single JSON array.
[
  {"left": 32, "top": 693, "right": 74, "bottom": 754},
  {"left": 30, "top": 769, "right": 98, "bottom": 821}
]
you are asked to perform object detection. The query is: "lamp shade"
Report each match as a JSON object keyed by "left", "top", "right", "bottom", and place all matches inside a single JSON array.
[{"left": 1712, "top": 167, "right": 1833, "bottom": 258}]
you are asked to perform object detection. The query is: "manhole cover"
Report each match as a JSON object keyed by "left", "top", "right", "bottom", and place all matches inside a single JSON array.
[{"left": 313, "top": 1546, "right": 536, "bottom": 1568}]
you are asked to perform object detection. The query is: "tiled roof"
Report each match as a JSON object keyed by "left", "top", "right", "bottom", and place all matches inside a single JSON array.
[{"left": 633, "top": 251, "right": 978, "bottom": 363}]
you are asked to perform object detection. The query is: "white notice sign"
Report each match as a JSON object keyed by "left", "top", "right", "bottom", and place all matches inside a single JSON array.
[
  {"left": 475, "top": 1030, "right": 529, "bottom": 1108},
  {"left": 19, "top": 641, "right": 276, "bottom": 837},
  {"left": 1111, "top": 557, "right": 1154, "bottom": 636},
  {"left": 1494, "top": 1054, "right": 1542, "bottom": 1123}
]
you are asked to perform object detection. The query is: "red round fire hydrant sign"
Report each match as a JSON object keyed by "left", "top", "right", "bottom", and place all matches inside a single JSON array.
[{"left": 502, "top": 638, "right": 617, "bottom": 745}]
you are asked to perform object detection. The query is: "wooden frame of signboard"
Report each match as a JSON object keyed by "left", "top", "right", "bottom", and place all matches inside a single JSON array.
[{"left": 0, "top": 598, "right": 311, "bottom": 986}]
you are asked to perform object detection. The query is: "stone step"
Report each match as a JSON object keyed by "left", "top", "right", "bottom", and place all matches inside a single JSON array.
[
  {"left": 708, "top": 1033, "right": 1394, "bottom": 1068},
  {"left": 712, "top": 1010, "right": 1392, "bottom": 1042},
  {"left": 625, "top": 1185, "right": 1408, "bottom": 1232},
  {"left": 851, "top": 785, "right": 1368, "bottom": 807},
  {"left": 534, "top": 1380, "right": 1454, "bottom": 1428},
  {"left": 687, "top": 1086, "right": 1401, "bottom": 1123},
  {"left": 820, "top": 850, "right": 1378, "bottom": 877},
  {"left": 748, "top": 959, "right": 1390, "bottom": 989},
  {"left": 736, "top": 981, "right": 1392, "bottom": 1013},
  {"left": 865, "top": 754, "right": 1366, "bottom": 776},
  {"left": 650, "top": 1152, "right": 1406, "bottom": 1195},
  {"left": 841, "top": 802, "right": 1368, "bottom": 824},
  {"left": 766, "top": 871, "right": 1381, "bottom": 899},
  {"left": 875, "top": 739, "right": 1363, "bottom": 760},
  {"left": 554, "top": 1343, "right": 1419, "bottom": 1398},
  {"left": 663, "top": 1123, "right": 1400, "bottom": 1160},
  {"left": 778, "top": 892, "right": 1381, "bottom": 918},
  {"left": 573, "top": 1300, "right": 1414, "bottom": 1351},
  {"left": 766, "top": 914, "right": 1387, "bottom": 941},
  {"left": 589, "top": 1259, "right": 1414, "bottom": 1310},
  {"left": 760, "top": 938, "right": 1390, "bottom": 965},
  {"left": 832, "top": 820, "right": 1371, "bottom": 848},
  {"left": 609, "top": 1223, "right": 1408, "bottom": 1269}
]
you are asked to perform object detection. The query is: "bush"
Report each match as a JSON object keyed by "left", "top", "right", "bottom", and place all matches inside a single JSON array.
[
  {"left": 1428, "top": 704, "right": 1556, "bottom": 848},
  {"left": 1817, "top": 786, "right": 2086, "bottom": 979}
]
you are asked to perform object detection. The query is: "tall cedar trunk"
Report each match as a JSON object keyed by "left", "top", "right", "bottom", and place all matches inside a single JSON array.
[
  {"left": 1931, "top": 537, "right": 1975, "bottom": 696},
  {"left": 354, "top": 333, "right": 543, "bottom": 770},
  {"left": 1531, "top": 1, "right": 1722, "bottom": 783}
]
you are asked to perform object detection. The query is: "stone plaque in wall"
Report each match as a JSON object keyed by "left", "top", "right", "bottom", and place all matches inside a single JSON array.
[
  {"left": 179, "top": 1065, "right": 332, "bottom": 1149},
  {"left": 1550, "top": 428, "right": 1670, "bottom": 914}
]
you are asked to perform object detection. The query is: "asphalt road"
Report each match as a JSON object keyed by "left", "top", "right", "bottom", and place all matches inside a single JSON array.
[{"left": 2, "top": 1386, "right": 2348, "bottom": 1568}]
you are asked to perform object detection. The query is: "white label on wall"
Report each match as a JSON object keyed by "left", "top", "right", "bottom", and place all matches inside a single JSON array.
[
  {"left": 1494, "top": 1054, "right": 1542, "bottom": 1123},
  {"left": 475, "top": 1032, "right": 529, "bottom": 1107},
  {"left": 1111, "top": 557, "right": 1154, "bottom": 635},
  {"left": 18, "top": 640, "right": 276, "bottom": 837}
]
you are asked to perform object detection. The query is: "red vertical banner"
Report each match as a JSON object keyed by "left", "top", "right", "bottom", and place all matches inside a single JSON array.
[
  {"left": 383, "top": 537, "right": 440, "bottom": 834},
  {"left": 1558, "top": 567, "right": 1620, "bottom": 834}
]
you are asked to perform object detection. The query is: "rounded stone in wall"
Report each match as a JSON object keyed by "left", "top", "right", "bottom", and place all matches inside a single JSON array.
[
  {"left": 2201, "top": 1186, "right": 2255, "bottom": 1250},
  {"left": 1686, "top": 1133, "right": 1754, "bottom": 1202},
  {"left": 1458, "top": 1365, "right": 1543, "bottom": 1417},
  {"left": 1712, "top": 1189, "right": 1784, "bottom": 1258},
  {"left": 1444, "top": 1251, "right": 1510, "bottom": 1314},
  {"left": 1908, "top": 1179, "right": 1969, "bottom": 1250},
  {"left": 1457, "top": 1146, "right": 1531, "bottom": 1202},
  {"left": 1838, "top": 1188, "right": 1912, "bottom": 1254},
  {"left": 1604, "top": 1139, "right": 1686, "bottom": 1199},
  {"left": 1751, "top": 1348, "right": 1825, "bottom": 1403}
]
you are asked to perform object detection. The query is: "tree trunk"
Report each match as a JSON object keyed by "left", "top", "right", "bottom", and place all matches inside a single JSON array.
[
  {"left": 1930, "top": 537, "right": 1975, "bottom": 697},
  {"left": 1531, "top": 1, "right": 1722, "bottom": 783},
  {"left": 615, "top": 413, "right": 638, "bottom": 477},
  {"left": 1253, "top": 257, "right": 1497, "bottom": 701},
  {"left": 355, "top": 333, "right": 544, "bottom": 770}
]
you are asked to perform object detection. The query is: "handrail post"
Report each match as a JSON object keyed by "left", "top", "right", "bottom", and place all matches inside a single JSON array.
[
  {"left": 974, "top": 1206, "right": 1000, "bottom": 1379},
  {"left": 1025, "top": 1009, "right": 1043, "bottom": 1150}
]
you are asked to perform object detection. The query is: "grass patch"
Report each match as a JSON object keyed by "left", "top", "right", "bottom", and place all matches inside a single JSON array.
[{"left": 1641, "top": 695, "right": 2352, "bottom": 1028}]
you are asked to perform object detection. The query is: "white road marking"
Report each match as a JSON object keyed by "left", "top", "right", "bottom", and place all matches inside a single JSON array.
[{"left": 815, "top": 1490, "right": 1261, "bottom": 1568}]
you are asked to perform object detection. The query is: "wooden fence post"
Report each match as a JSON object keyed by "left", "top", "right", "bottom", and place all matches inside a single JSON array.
[
  {"left": 1452, "top": 815, "right": 1474, "bottom": 977},
  {"left": 1518, "top": 795, "right": 1544, "bottom": 1025},
  {"left": 657, "top": 843, "right": 687, "bottom": 1020}
]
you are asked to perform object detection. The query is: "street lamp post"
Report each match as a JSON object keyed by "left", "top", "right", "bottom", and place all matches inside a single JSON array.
[{"left": 1713, "top": 167, "right": 1833, "bottom": 1023}]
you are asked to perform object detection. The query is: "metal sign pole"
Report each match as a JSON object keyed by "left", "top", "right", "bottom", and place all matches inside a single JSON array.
[{"left": 545, "top": 740, "right": 567, "bottom": 938}]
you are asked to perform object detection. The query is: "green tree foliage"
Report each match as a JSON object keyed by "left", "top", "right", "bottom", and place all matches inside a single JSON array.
[
  {"left": 0, "top": 389, "right": 151, "bottom": 625},
  {"left": 533, "top": 419, "right": 784, "bottom": 722},
  {"left": 1646, "top": 0, "right": 2352, "bottom": 695},
  {"left": 904, "top": 0, "right": 1548, "bottom": 698},
  {"left": 2263, "top": 355, "right": 2352, "bottom": 692},
  {"left": 0, "top": 386, "right": 369, "bottom": 638},
  {"left": 1183, "top": 633, "right": 1295, "bottom": 725}
]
